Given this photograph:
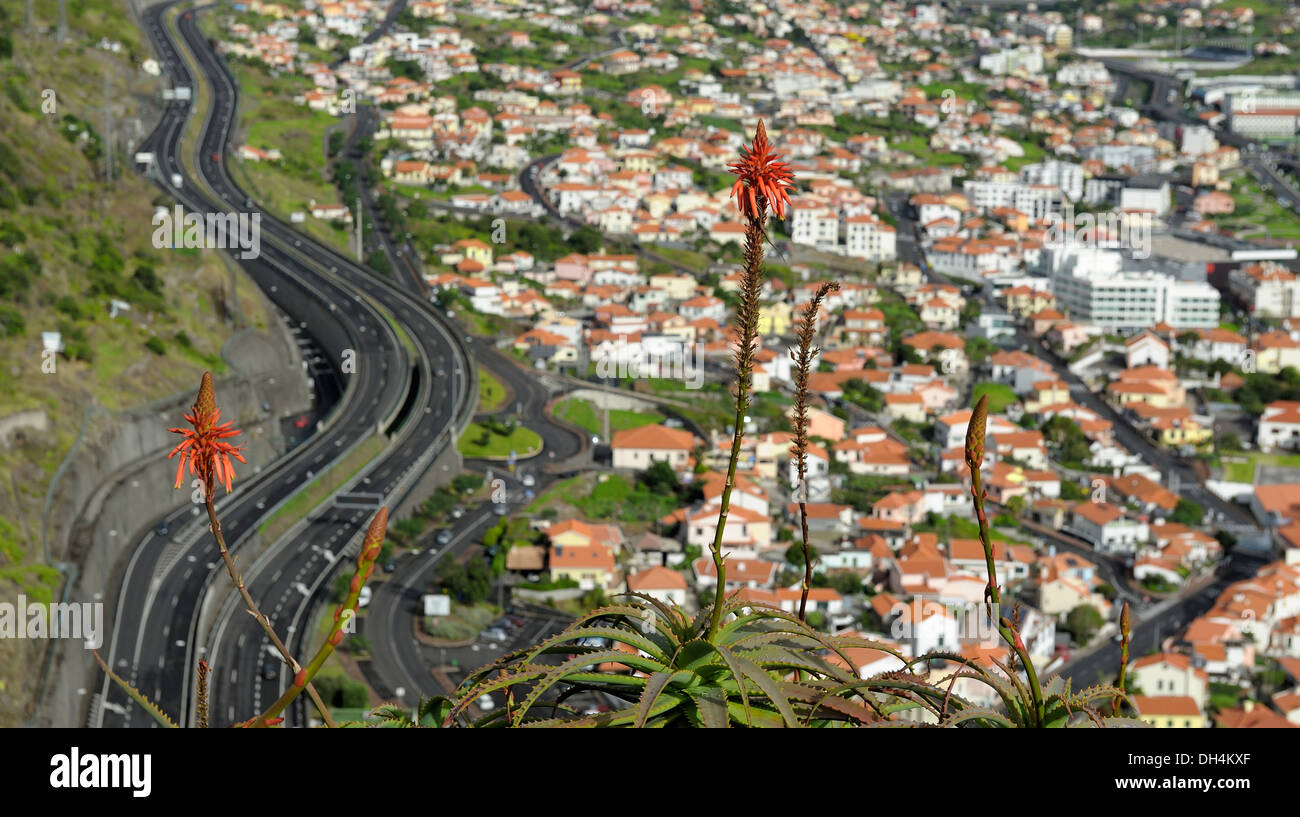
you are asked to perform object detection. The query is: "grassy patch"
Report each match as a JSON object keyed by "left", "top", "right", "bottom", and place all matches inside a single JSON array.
[
  {"left": 257, "top": 435, "right": 387, "bottom": 543},
  {"left": 1220, "top": 451, "right": 1300, "bottom": 483},
  {"left": 555, "top": 397, "right": 663, "bottom": 436},
  {"left": 478, "top": 369, "right": 506, "bottom": 413},
  {"left": 971, "top": 382, "right": 1019, "bottom": 414},
  {"left": 653, "top": 245, "right": 712, "bottom": 272},
  {"left": 558, "top": 473, "right": 677, "bottom": 523},
  {"left": 457, "top": 421, "right": 542, "bottom": 459},
  {"left": 422, "top": 601, "right": 499, "bottom": 641}
]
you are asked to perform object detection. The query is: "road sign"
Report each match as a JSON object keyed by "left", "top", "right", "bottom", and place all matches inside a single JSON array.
[{"left": 423, "top": 594, "right": 451, "bottom": 617}]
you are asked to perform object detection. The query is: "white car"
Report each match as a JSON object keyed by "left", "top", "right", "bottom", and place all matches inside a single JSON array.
[
  {"left": 477, "top": 694, "right": 495, "bottom": 712},
  {"left": 521, "top": 473, "right": 535, "bottom": 488}
]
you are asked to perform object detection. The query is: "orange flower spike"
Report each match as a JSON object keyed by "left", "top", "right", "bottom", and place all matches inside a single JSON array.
[
  {"left": 168, "top": 372, "right": 247, "bottom": 497},
  {"left": 727, "top": 119, "right": 794, "bottom": 221}
]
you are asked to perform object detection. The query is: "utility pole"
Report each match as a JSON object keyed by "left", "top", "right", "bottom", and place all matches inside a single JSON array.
[
  {"left": 354, "top": 197, "right": 363, "bottom": 261},
  {"left": 57, "top": 0, "right": 67, "bottom": 42},
  {"left": 102, "top": 68, "right": 115, "bottom": 185}
]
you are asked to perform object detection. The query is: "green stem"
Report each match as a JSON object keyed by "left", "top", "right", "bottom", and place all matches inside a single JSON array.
[
  {"left": 206, "top": 498, "right": 338, "bottom": 727},
  {"left": 970, "top": 468, "right": 1044, "bottom": 724},
  {"left": 706, "top": 401, "right": 747, "bottom": 640},
  {"left": 706, "top": 210, "right": 766, "bottom": 639}
]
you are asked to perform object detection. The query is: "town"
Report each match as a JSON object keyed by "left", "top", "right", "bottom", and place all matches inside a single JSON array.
[{"left": 7, "top": 0, "right": 1300, "bottom": 736}]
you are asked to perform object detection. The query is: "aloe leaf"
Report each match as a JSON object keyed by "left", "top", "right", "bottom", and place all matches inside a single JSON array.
[
  {"left": 93, "top": 650, "right": 177, "bottom": 728},
  {"left": 634, "top": 670, "right": 694, "bottom": 728}
]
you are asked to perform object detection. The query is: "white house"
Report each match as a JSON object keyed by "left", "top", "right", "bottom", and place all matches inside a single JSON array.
[
  {"left": 1258, "top": 401, "right": 1300, "bottom": 453},
  {"left": 1069, "top": 501, "right": 1148, "bottom": 554}
]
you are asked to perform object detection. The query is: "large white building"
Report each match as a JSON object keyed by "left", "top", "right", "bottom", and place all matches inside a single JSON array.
[
  {"left": 1228, "top": 261, "right": 1300, "bottom": 318},
  {"left": 1020, "top": 160, "right": 1084, "bottom": 202},
  {"left": 844, "top": 214, "right": 897, "bottom": 262},
  {"left": 962, "top": 180, "right": 1060, "bottom": 219},
  {"left": 1224, "top": 91, "right": 1300, "bottom": 141},
  {"left": 980, "top": 46, "right": 1044, "bottom": 76},
  {"left": 790, "top": 200, "right": 839, "bottom": 249},
  {"left": 788, "top": 199, "right": 896, "bottom": 262},
  {"left": 1044, "top": 247, "right": 1220, "bottom": 331}
]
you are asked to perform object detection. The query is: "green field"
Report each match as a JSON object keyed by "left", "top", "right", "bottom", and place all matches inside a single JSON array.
[
  {"left": 971, "top": 382, "right": 1019, "bottom": 414},
  {"left": 457, "top": 422, "right": 542, "bottom": 459},
  {"left": 1221, "top": 451, "right": 1300, "bottom": 483},
  {"left": 556, "top": 397, "right": 664, "bottom": 436}
]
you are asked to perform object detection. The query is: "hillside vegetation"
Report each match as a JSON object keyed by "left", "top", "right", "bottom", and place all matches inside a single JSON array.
[{"left": 0, "top": 0, "right": 274, "bottom": 725}]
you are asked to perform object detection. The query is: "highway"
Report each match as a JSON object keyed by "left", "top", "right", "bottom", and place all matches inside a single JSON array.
[
  {"left": 344, "top": 108, "right": 587, "bottom": 707},
  {"left": 95, "top": 0, "right": 474, "bottom": 728}
]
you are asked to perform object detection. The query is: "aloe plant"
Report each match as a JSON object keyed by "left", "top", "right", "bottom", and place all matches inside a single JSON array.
[{"left": 447, "top": 593, "right": 905, "bottom": 727}]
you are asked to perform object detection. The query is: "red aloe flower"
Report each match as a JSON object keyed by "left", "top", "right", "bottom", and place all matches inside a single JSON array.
[
  {"left": 727, "top": 119, "right": 794, "bottom": 220},
  {"left": 168, "top": 372, "right": 246, "bottom": 497}
]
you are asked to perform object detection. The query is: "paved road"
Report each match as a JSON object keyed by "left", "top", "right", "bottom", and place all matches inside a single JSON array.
[{"left": 95, "top": 0, "right": 474, "bottom": 729}]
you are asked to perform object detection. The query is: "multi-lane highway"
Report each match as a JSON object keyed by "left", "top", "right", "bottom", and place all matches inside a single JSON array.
[{"left": 95, "top": 0, "right": 475, "bottom": 728}]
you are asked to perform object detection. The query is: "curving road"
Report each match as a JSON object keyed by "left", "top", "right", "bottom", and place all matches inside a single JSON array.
[{"left": 95, "top": 0, "right": 475, "bottom": 728}]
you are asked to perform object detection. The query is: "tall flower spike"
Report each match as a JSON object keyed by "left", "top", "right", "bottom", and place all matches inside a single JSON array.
[
  {"left": 728, "top": 119, "right": 794, "bottom": 220},
  {"left": 965, "top": 393, "right": 989, "bottom": 471},
  {"left": 168, "top": 371, "right": 246, "bottom": 497}
]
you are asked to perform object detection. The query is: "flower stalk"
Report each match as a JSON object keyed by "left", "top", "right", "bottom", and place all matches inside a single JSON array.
[
  {"left": 707, "top": 120, "right": 793, "bottom": 640},
  {"left": 171, "top": 371, "right": 338, "bottom": 727},
  {"left": 250, "top": 507, "right": 388, "bottom": 727},
  {"left": 790, "top": 282, "right": 838, "bottom": 621},
  {"left": 1115, "top": 601, "right": 1131, "bottom": 712},
  {"left": 965, "top": 394, "right": 1044, "bottom": 724}
]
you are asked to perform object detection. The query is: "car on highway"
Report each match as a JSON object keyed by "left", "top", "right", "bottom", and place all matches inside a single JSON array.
[
  {"left": 450, "top": 506, "right": 464, "bottom": 519},
  {"left": 493, "top": 504, "right": 507, "bottom": 516},
  {"left": 261, "top": 661, "right": 278, "bottom": 681},
  {"left": 383, "top": 559, "right": 397, "bottom": 573},
  {"left": 477, "top": 694, "right": 495, "bottom": 712},
  {"left": 521, "top": 473, "right": 535, "bottom": 488},
  {"left": 155, "top": 521, "right": 170, "bottom": 537},
  {"left": 482, "top": 627, "right": 508, "bottom": 643},
  {"left": 435, "top": 529, "right": 454, "bottom": 546}
]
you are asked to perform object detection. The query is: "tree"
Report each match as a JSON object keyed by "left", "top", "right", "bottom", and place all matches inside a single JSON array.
[
  {"left": 436, "top": 558, "right": 492, "bottom": 603},
  {"left": 1004, "top": 495, "right": 1027, "bottom": 517},
  {"left": 965, "top": 335, "right": 994, "bottom": 364},
  {"left": 639, "top": 460, "right": 680, "bottom": 495},
  {"left": 1170, "top": 498, "right": 1204, "bottom": 527},
  {"left": 813, "top": 570, "right": 862, "bottom": 596},
  {"left": 1065, "top": 604, "right": 1104, "bottom": 645},
  {"left": 1042, "top": 415, "right": 1091, "bottom": 465},
  {"left": 568, "top": 226, "right": 603, "bottom": 254},
  {"left": 784, "top": 542, "right": 818, "bottom": 566}
]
